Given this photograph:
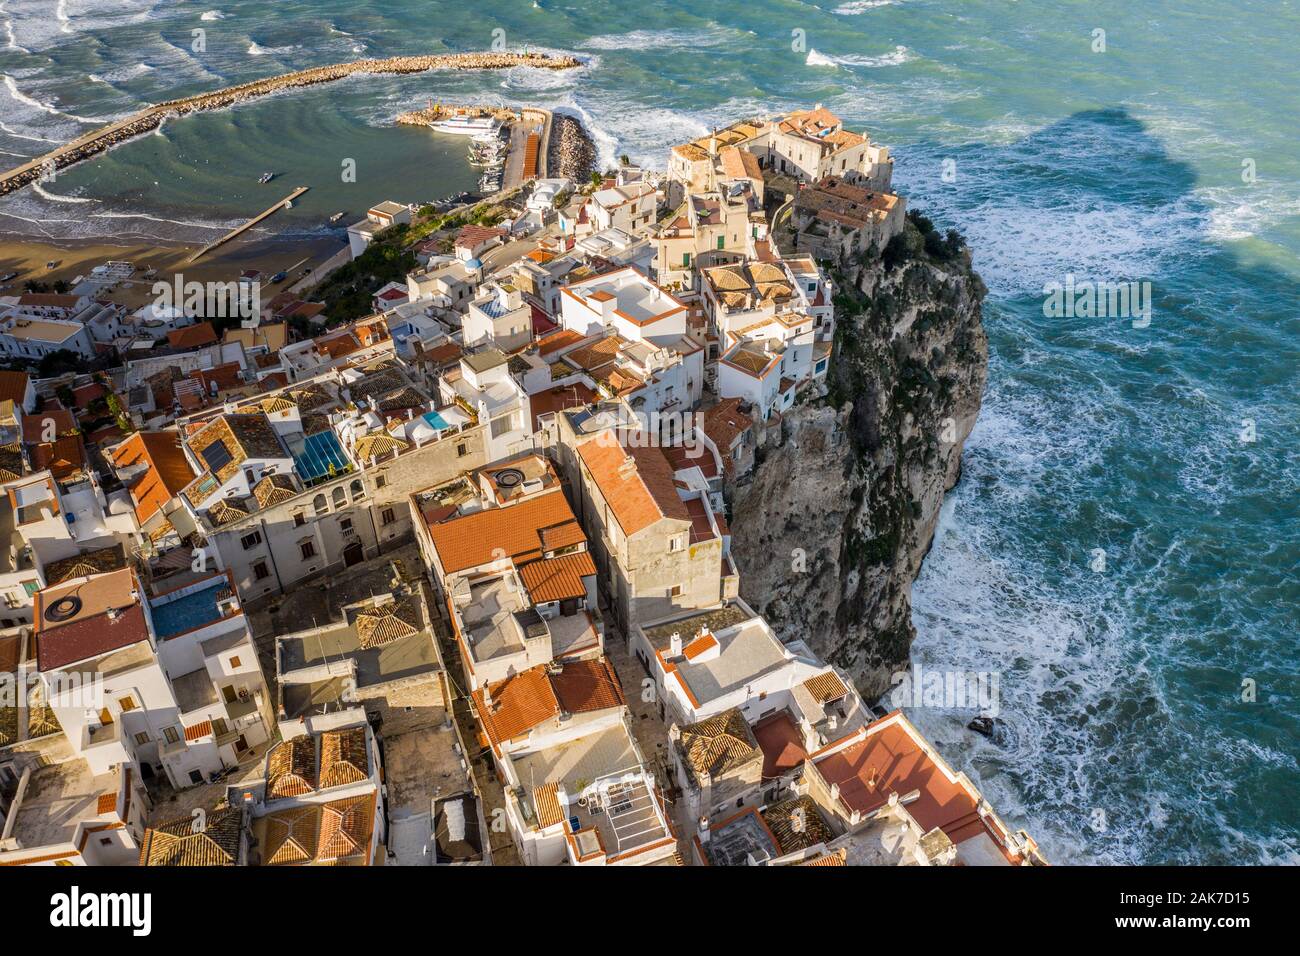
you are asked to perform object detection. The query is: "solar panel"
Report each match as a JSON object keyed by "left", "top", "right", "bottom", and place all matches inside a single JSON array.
[{"left": 200, "top": 442, "right": 233, "bottom": 473}]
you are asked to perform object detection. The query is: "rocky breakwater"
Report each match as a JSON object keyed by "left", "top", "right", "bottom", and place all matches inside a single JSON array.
[
  {"left": 0, "top": 52, "right": 581, "bottom": 197},
  {"left": 729, "top": 219, "right": 988, "bottom": 702},
  {"left": 547, "top": 112, "right": 596, "bottom": 182}
]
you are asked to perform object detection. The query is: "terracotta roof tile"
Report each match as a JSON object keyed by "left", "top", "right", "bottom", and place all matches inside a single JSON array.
[
  {"left": 266, "top": 736, "right": 317, "bottom": 798},
  {"left": 803, "top": 671, "right": 849, "bottom": 704},
  {"left": 426, "top": 489, "right": 583, "bottom": 575},
  {"left": 472, "top": 658, "right": 623, "bottom": 747},
  {"left": 533, "top": 782, "right": 564, "bottom": 828},
  {"left": 319, "top": 727, "right": 369, "bottom": 789},
  {"left": 140, "top": 806, "right": 243, "bottom": 866},
  {"left": 354, "top": 595, "right": 423, "bottom": 649},
  {"left": 576, "top": 434, "right": 689, "bottom": 536},
  {"left": 517, "top": 550, "right": 596, "bottom": 604}
]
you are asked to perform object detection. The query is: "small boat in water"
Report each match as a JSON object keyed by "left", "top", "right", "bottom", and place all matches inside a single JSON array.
[
  {"left": 328, "top": 212, "right": 345, "bottom": 223},
  {"left": 259, "top": 171, "right": 274, "bottom": 184}
]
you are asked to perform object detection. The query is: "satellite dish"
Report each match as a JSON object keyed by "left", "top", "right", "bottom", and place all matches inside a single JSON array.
[
  {"left": 45, "top": 595, "right": 82, "bottom": 623},
  {"left": 494, "top": 468, "right": 525, "bottom": 488}
]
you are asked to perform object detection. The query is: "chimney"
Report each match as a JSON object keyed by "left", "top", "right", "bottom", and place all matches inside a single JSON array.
[
  {"left": 481, "top": 686, "right": 492, "bottom": 711},
  {"left": 697, "top": 815, "right": 711, "bottom": 844},
  {"left": 829, "top": 782, "right": 840, "bottom": 802},
  {"left": 669, "top": 632, "right": 683, "bottom": 657}
]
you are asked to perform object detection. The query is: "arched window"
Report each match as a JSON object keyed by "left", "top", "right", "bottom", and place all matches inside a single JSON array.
[
  {"left": 350, "top": 479, "right": 365, "bottom": 502},
  {"left": 332, "top": 486, "right": 347, "bottom": 508},
  {"left": 313, "top": 494, "right": 327, "bottom": 515}
]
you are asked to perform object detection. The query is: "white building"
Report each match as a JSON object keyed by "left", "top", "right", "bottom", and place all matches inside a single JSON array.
[{"left": 347, "top": 201, "right": 413, "bottom": 259}]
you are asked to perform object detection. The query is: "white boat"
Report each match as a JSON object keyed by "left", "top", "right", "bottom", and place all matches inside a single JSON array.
[
  {"left": 431, "top": 115, "right": 500, "bottom": 136},
  {"left": 259, "top": 171, "right": 274, "bottom": 184}
]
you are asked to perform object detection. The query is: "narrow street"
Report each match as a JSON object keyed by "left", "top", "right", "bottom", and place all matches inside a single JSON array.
[{"left": 429, "top": 596, "right": 522, "bottom": 866}]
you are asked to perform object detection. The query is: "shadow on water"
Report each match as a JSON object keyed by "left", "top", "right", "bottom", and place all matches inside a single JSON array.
[{"left": 903, "top": 108, "right": 1299, "bottom": 864}]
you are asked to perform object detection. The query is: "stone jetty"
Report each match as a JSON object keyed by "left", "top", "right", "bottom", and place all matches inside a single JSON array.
[
  {"left": 0, "top": 52, "right": 581, "bottom": 198},
  {"left": 547, "top": 112, "right": 597, "bottom": 182}
]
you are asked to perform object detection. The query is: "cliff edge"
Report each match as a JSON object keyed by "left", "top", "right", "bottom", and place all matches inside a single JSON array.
[{"left": 730, "top": 219, "right": 988, "bottom": 701}]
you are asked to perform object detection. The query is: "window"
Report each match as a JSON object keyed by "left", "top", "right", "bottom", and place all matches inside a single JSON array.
[
  {"left": 300, "top": 541, "right": 316, "bottom": 559},
  {"left": 313, "top": 493, "right": 328, "bottom": 514},
  {"left": 222, "top": 685, "right": 238, "bottom": 704},
  {"left": 489, "top": 415, "right": 514, "bottom": 439},
  {"left": 229, "top": 655, "right": 241, "bottom": 669},
  {"left": 240, "top": 531, "right": 263, "bottom": 550},
  {"left": 456, "top": 442, "right": 468, "bottom": 457},
  {"left": 350, "top": 479, "right": 365, "bottom": 501},
  {"left": 381, "top": 507, "right": 396, "bottom": 526},
  {"left": 332, "top": 486, "right": 346, "bottom": 508},
  {"left": 717, "top": 236, "right": 725, "bottom": 250},
  {"left": 252, "top": 561, "right": 270, "bottom": 581},
  {"left": 212, "top": 718, "right": 229, "bottom": 737},
  {"left": 682, "top": 253, "right": 691, "bottom": 267},
  {"left": 668, "top": 536, "right": 683, "bottom": 553},
  {"left": 293, "top": 512, "right": 306, "bottom": 527},
  {"left": 117, "top": 696, "right": 137, "bottom": 713},
  {"left": 376, "top": 473, "right": 387, "bottom": 489},
  {"left": 189, "top": 771, "right": 204, "bottom": 785},
  {"left": 339, "top": 517, "right": 353, "bottom": 534},
  {"left": 163, "top": 726, "right": 180, "bottom": 744},
  {"left": 134, "top": 732, "right": 150, "bottom": 746},
  {"left": 668, "top": 584, "right": 682, "bottom": 598}
]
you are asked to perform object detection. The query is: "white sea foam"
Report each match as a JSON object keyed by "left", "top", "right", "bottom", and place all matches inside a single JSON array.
[
  {"left": 200, "top": 10, "right": 225, "bottom": 20},
  {"left": 807, "top": 45, "right": 912, "bottom": 68},
  {"left": 835, "top": 1, "right": 900, "bottom": 13},
  {"left": 579, "top": 28, "right": 733, "bottom": 51},
  {"left": 3, "top": 73, "right": 113, "bottom": 125},
  {"left": 31, "top": 181, "right": 98, "bottom": 204},
  {"left": 248, "top": 41, "right": 298, "bottom": 57}
]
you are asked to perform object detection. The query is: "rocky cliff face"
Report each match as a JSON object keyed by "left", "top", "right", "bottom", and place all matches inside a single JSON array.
[{"left": 730, "top": 227, "right": 988, "bottom": 701}]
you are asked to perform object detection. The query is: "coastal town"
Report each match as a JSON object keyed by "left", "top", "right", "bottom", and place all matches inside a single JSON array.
[{"left": 0, "top": 101, "right": 1046, "bottom": 869}]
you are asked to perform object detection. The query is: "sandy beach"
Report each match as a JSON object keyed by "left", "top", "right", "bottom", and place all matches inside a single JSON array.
[{"left": 0, "top": 233, "right": 346, "bottom": 308}]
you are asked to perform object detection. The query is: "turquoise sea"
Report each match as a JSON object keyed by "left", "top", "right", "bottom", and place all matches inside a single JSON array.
[{"left": 1, "top": 0, "right": 1296, "bottom": 864}]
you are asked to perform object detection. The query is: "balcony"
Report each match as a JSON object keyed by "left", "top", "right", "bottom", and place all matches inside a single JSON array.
[
  {"left": 224, "top": 694, "right": 259, "bottom": 722},
  {"left": 82, "top": 719, "right": 121, "bottom": 750}
]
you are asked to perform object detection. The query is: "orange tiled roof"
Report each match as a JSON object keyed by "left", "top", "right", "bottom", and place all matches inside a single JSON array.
[
  {"left": 426, "top": 489, "right": 583, "bottom": 575},
  {"left": 517, "top": 550, "right": 596, "bottom": 604},
  {"left": 472, "top": 658, "right": 623, "bottom": 748},
  {"left": 166, "top": 322, "right": 218, "bottom": 350},
  {"left": 114, "top": 432, "right": 198, "bottom": 516},
  {"left": 266, "top": 736, "right": 317, "bottom": 798},
  {"left": 576, "top": 435, "right": 689, "bottom": 536}
]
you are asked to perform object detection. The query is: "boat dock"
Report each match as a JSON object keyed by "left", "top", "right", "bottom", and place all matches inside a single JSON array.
[{"left": 187, "top": 186, "right": 310, "bottom": 263}]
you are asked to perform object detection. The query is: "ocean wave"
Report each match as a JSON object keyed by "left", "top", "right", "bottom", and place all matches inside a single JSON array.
[
  {"left": 2, "top": 73, "right": 115, "bottom": 124},
  {"left": 807, "top": 45, "right": 912, "bottom": 68},
  {"left": 579, "top": 28, "right": 733, "bottom": 51},
  {"left": 247, "top": 41, "right": 298, "bottom": 57},
  {"left": 200, "top": 9, "right": 226, "bottom": 20},
  {"left": 31, "top": 182, "right": 100, "bottom": 204},
  {"left": 834, "top": 0, "right": 900, "bottom": 12}
]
